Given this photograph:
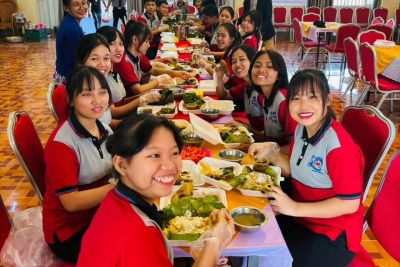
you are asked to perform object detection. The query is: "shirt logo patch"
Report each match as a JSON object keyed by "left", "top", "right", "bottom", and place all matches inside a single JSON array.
[
  {"left": 307, "top": 155, "right": 323, "bottom": 174},
  {"left": 269, "top": 111, "right": 278, "bottom": 124}
]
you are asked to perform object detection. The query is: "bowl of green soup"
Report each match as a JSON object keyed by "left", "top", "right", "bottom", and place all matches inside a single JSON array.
[{"left": 231, "top": 206, "right": 267, "bottom": 233}]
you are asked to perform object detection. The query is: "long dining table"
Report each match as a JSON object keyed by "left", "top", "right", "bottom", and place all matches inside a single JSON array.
[
  {"left": 153, "top": 28, "right": 293, "bottom": 267},
  {"left": 374, "top": 45, "right": 400, "bottom": 83}
]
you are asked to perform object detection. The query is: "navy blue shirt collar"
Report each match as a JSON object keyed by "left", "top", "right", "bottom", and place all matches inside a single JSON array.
[
  {"left": 68, "top": 112, "right": 109, "bottom": 143},
  {"left": 301, "top": 117, "right": 333, "bottom": 145}
]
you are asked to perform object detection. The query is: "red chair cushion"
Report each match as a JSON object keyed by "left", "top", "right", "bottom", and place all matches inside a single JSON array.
[
  {"left": 324, "top": 44, "right": 344, "bottom": 53},
  {"left": 303, "top": 40, "right": 324, "bottom": 47},
  {"left": 372, "top": 75, "right": 400, "bottom": 92},
  {"left": 14, "top": 114, "right": 46, "bottom": 196},
  {"left": 52, "top": 85, "right": 69, "bottom": 122}
]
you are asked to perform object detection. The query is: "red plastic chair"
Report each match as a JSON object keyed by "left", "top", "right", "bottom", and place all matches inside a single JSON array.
[
  {"left": 7, "top": 111, "right": 46, "bottom": 201},
  {"left": 355, "top": 7, "right": 371, "bottom": 28},
  {"left": 47, "top": 83, "right": 69, "bottom": 123},
  {"left": 364, "top": 150, "right": 400, "bottom": 261},
  {"left": 373, "top": 7, "right": 388, "bottom": 22},
  {"left": 273, "top": 6, "right": 290, "bottom": 41},
  {"left": 357, "top": 29, "right": 386, "bottom": 45},
  {"left": 322, "top": 24, "right": 361, "bottom": 75},
  {"left": 289, "top": 6, "right": 304, "bottom": 41},
  {"left": 358, "top": 43, "right": 400, "bottom": 112},
  {"left": 340, "top": 105, "right": 396, "bottom": 203},
  {"left": 339, "top": 7, "right": 354, "bottom": 24},
  {"left": 343, "top": 37, "right": 364, "bottom": 97},
  {"left": 0, "top": 196, "right": 12, "bottom": 250},
  {"left": 367, "top": 24, "right": 393, "bottom": 40},
  {"left": 302, "top": 12, "right": 320, "bottom": 22},
  {"left": 306, "top": 6, "right": 320, "bottom": 16},
  {"left": 385, "top": 18, "right": 395, "bottom": 28},
  {"left": 292, "top": 18, "right": 322, "bottom": 69},
  {"left": 238, "top": 6, "right": 244, "bottom": 18},
  {"left": 323, "top": 6, "right": 337, "bottom": 22},
  {"left": 371, "top": 16, "right": 384, "bottom": 25},
  {"left": 396, "top": 8, "right": 400, "bottom": 42}
]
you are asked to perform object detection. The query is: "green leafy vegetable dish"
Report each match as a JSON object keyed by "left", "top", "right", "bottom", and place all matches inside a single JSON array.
[
  {"left": 218, "top": 126, "right": 251, "bottom": 143},
  {"left": 149, "top": 89, "right": 174, "bottom": 106},
  {"left": 182, "top": 92, "right": 205, "bottom": 110}
]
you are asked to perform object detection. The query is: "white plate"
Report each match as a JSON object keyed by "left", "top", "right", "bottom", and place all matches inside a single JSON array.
[
  {"left": 177, "top": 47, "right": 194, "bottom": 54},
  {"left": 161, "top": 43, "right": 177, "bottom": 51},
  {"left": 161, "top": 32, "right": 175, "bottom": 38},
  {"left": 180, "top": 160, "right": 204, "bottom": 186},
  {"left": 198, "top": 80, "right": 216, "bottom": 95},
  {"left": 236, "top": 166, "right": 283, "bottom": 197},
  {"left": 197, "top": 157, "right": 242, "bottom": 191},
  {"left": 179, "top": 98, "right": 234, "bottom": 115},
  {"left": 137, "top": 101, "right": 177, "bottom": 118},
  {"left": 189, "top": 114, "right": 254, "bottom": 147},
  {"left": 161, "top": 35, "right": 178, "bottom": 43},
  {"left": 159, "top": 51, "right": 178, "bottom": 58},
  {"left": 374, "top": 40, "right": 396, "bottom": 47},
  {"left": 187, "top": 38, "right": 203, "bottom": 45}
]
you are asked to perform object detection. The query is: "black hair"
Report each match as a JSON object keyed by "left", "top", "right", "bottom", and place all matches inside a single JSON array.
[
  {"left": 219, "top": 6, "right": 234, "bottom": 19},
  {"left": 144, "top": 0, "right": 156, "bottom": 3},
  {"left": 62, "top": 0, "right": 71, "bottom": 6},
  {"left": 202, "top": 4, "right": 219, "bottom": 18},
  {"left": 201, "top": 0, "right": 215, "bottom": 8},
  {"left": 249, "top": 50, "right": 289, "bottom": 108},
  {"left": 241, "top": 10, "right": 262, "bottom": 44},
  {"left": 66, "top": 66, "right": 112, "bottom": 107},
  {"left": 230, "top": 44, "right": 256, "bottom": 68},
  {"left": 218, "top": 23, "right": 242, "bottom": 59},
  {"left": 124, "top": 20, "right": 152, "bottom": 49},
  {"left": 156, "top": 0, "right": 168, "bottom": 6},
  {"left": 288, "top": 69, "right": 335, "bottom": 119},
  {"left": 106, "top": 114, "right": 183, "bottom": 179},
  {"left": 75, "top": 33, "right": 110, "bottom": 66},
  {"left": 96, "top": 26, "right": 124, "bottom": 45}
]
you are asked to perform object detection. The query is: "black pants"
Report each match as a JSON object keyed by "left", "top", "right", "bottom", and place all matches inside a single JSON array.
[
  {"left": 113, "top": 7, "right": 127, "bottom": 28},
  {"left": 48, "top": 225, "right": 89, "bottom": 263},
  {"left": 277, "top": 216, "right": 355, "bottom": 267},
  {"left": 92, "top": 11, "right": 102, "bottom": 29}
]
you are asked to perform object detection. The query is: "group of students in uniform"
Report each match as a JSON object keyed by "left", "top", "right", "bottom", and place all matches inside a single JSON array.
[{"left": 43, "top": 0, "right": 365, "bottom": 266}]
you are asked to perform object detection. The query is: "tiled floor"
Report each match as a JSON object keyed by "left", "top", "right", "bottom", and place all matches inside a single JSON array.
[{"left": 0, "top": 34, "right": 399, "bottom": 266}]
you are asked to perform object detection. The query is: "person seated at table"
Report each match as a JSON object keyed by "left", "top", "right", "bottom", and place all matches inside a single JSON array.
[
  {"left": 194, "top": 23, "right": 242, "bottom": 76},
  {"left": 194, "top": 0, "right": 203, "bottom": 18},
  {"left": 248, "top": 69, "right": 364, "bottom": 267},
  {"left": 53, "top": 0, "right": 87, "bottom": 85},
  {"left": 77, "top": 114, "right": 235, "bottom": 266},
  {"left": 42, "top": 66, "right": 115, "bottom": 263},
  {"left": 241, "top": 10, "right": 262, "bottom": 51},
  {"left": 216, "top": 44, "right": 255, "bottom": 112},
  {"left": 173, "top": 0, "right": 189, "bottom": 15},
  {"left": 115, "top": 20, "right": 192, "bottom": 96},
  {"left": 140, "top": 0, "right": 167, "bottom": 60},
  {"left": 209, "top": 6, "right": 235, "bottom": 53},
  {"left": 233, "top": 50, "right": 296, "bottom": 150},
  {"left": 189, "top": 4, "right": 219, "bottom": 44},
  {"left": 157, "top": 0, "right": 169, "bottom": 19},
  {"left": 96, "top": 27, "right": 162, "bottom": 119}
]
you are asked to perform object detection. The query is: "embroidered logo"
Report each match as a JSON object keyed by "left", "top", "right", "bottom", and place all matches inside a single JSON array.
[
  {"left": 269, "top": 111, "right": 278, "bottom": 124},
  {"left": 307, "top": 155, "right": 323, "bottom": 174}
]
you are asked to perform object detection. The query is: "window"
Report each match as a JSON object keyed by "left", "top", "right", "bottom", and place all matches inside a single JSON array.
[{"left": 333, "top": 0, "right": 374, "bottom": 6}]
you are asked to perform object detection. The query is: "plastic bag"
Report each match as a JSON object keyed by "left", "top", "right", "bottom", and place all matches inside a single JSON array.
[
  {"left": 102, "top": 11, "right": 111, "bottom": 23},
  {"left": 0, "top": 207, "right": 62, "bottom": 267}
]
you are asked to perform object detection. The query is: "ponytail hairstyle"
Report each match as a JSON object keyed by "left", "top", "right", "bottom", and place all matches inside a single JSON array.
[
  {"left": 249, "top": 50, "right": 288, "bottom": 109},
  {"left": 241, "top": 10, "right": 262, "bottom": 44},
  {"left": 97, "top": 26, "right": 125, "bottom": 45},
  {"left": 288, "top": 69, "right": 335, "bottom": 120},
  {"left": 218, "top": 23, "right": 242, "bottom": 60},
  {"left": 106, "top": 114, "right": 183, "bottom": 180},
  {"left": 124, "top": 20, "right": 151, "bottom": 49}
]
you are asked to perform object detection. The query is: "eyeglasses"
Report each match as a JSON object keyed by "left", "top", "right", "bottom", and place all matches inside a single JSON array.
[{"left": 71, "top": 1, "right": 88, "bottom": 9}]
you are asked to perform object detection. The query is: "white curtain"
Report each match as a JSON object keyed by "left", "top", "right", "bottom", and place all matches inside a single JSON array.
[{"left": 37, "top": 0, "right": 61, "bottom": 28}]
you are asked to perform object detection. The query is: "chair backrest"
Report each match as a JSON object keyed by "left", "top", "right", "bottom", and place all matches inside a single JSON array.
[
  {"left": 292, "top": 18, "right": 304, "bottom": 46},
  {"left": 396, "top": 8, "right": 400, "bottom": 27},
  {"left": 367, "top": 24, "right": 393, "bottom": 40},
  {"left": 0, "top": 0, "right": 17, "bottom": 24},
  {"left": 371, "top": 16, "right": 384, "bottom": 25},
  {"left": 343, "top": 37, "right": 360, "bottom": 78},
  {"left": 365, "top": 150, "right": 400, "bottom": 261},
  {"left": 302, "top": 12, "right": 321, "bottom": 22},
  {"left": 307, "top": 6, "right": 320, "bottom": 16},
  {"left": 355, "top": 7, "right": 371, "bottom": 25},
  {"left": 339, "top": 7, "right": 354, "bottom": 24},
  {"left": 7, "top": 111, "right": 46, "bottom": 201},
  {"left": 238, "top": 6, "right": 244, "bottom": 18},
  {"left": 357, "top": 29, "right": 386, "bottom": 45},
  {"left": 359, "top": 43, "right": 378, "bottom": 85},
  {"left": 323, "top": 6, "right": 337, "bottom": 22},
  {"left": 290, "top": 6, "right": 304, "bottom": 23},
  {"left": 385, "top": 18, "right": 395, "bottom": 28},
  {"left": 373, "top": 7, "right": 388, "bottom": 22},
  {"left": 340, "top": 105, "right": 396, "bottom": 203},
  {"left": 333, "top": 23, "right": 361, "bottom": 51},
  {"left": 273, "top": 6, "right": 287, "bottom": 24},
  {"left": 0, "top": 195, "right": 12, "bottom": 250},
  {"left": 47, "top": 83, "right": 69, "bottom": 123},
  {"left": 188, "top": 5, "right": 197, "bottom": 15}
]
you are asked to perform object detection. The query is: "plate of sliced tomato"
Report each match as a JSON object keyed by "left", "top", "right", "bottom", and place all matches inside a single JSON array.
[{"left": 180, "top": 146, "right": 211, "bottom": 163}]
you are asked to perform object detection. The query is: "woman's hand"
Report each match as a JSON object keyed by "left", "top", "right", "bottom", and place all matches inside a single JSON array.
[
  {"left": 266, "top": 186, "right": 298, "bottom": 217},
  {"left": 215, "top": 64, "right": 225, "bottom": 81},
  {"left": 155, "top": 74, "right": 173, "bottom": 88},
  {"left": 138, "top": 91, "right": 161, "bottom": 106},
  {"left": 208, "top": 209, "right": 235, "bottom": 249},
  {"left": 248, "top": 142, "right": 280, "bottom": 161},
  {"left": 176, "top": 70, "right": 196, "bottom": 79}
]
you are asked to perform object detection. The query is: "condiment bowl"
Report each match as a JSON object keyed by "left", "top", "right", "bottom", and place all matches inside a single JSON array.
[
  {"left": 230, "top": 206, "right": 267, "bottom": 233},
  {"left": 219, "top": 149, "right": 245, "bottom": 163},
  {"left": 181, "top": 133, "right": 204, "bottom": 147},
  {"left": 200, "top": 108, "right": 220, "bottom": 119}
]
